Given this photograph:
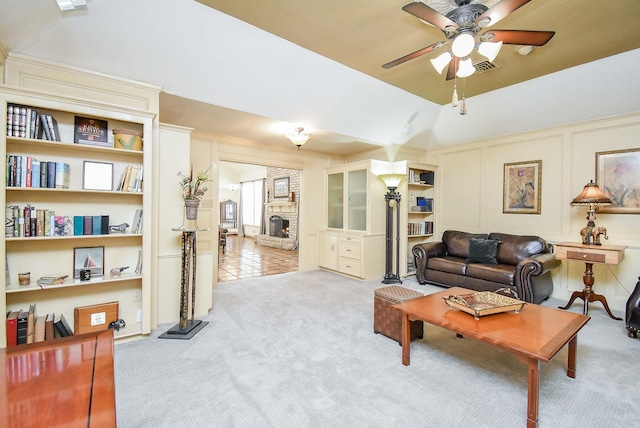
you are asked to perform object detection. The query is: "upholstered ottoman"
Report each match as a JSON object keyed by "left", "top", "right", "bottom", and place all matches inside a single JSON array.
[{"left": 374, "top": 286, "right": 424, "bottom": 345}]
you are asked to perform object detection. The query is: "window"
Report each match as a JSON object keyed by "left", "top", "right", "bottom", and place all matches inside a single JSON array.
[{"left": 241, "top": 179, "right": 264, "bottom": 226}]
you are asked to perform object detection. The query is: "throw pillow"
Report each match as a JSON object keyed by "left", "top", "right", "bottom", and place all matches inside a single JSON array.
[{"left": 467, "top": 238, "right": 500, "bottom": 264}]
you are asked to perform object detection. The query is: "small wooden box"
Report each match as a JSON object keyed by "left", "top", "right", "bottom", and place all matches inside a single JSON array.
[{"left": 74, "top": 301, "right": 119, "bottom": 335}]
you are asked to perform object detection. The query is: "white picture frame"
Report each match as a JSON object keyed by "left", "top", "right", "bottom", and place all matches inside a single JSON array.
[{"left": 83, "top": 161, "right": 114, "bottom": 191}]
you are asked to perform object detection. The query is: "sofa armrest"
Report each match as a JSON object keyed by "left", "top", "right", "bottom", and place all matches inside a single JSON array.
[
  {"left": 515, "top": 253, "right": 561, "bottom": 303},
  {"left": 412, "top": 242, "right": 447, "bottom": 284}
]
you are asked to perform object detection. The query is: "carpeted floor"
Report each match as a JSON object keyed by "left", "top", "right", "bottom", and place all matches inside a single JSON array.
[{"left": 114, "top": 270, "right": 639, "bottom": 427}]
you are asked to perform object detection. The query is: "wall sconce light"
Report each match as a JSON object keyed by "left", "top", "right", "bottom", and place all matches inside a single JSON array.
[
  {"left": 571, "top": 180, "right": 611, "bottom": 245},
  {"left": 286, "top": 127, "right": 311, "bottom": 150}
]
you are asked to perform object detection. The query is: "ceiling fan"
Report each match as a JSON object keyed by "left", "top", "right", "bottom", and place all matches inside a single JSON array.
[{"left": 382, "top": 0, "right": 555, "bottom": 80}]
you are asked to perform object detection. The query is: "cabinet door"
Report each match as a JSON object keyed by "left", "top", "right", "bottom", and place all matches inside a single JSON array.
[
  {"left": 347, "top": 169, "right": 367, "bottom": 231},
  {"left": 319, "top": 231, "right": 338, "bottom": 270},
  {"left": 327, "top": 172, "right": 343, "bottom": 229}
]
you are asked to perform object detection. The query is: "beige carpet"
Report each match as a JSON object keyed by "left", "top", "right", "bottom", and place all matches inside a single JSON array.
[{"left": 114, "top": 270, "right": 639, "bottom": 427}]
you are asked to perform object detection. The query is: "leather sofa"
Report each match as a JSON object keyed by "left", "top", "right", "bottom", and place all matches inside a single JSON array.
[{"left": 412, "top": 230, "right": 560, "bottom": 304}]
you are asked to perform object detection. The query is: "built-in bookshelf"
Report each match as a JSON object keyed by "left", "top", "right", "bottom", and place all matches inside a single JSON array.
[
  {"left": 400, "top": 163, "right": 437, "bottom": 277},
  {"left": 1, "top": 86, "right": 153, "bottom": 347}
]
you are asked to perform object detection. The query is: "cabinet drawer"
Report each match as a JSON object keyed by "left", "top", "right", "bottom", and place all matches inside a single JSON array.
[
  {"left": 339, "top": 241, "right": 362, "bottom": 259},
  {"left": 566, "top": 251, "right": 606, "bottom": 263},
  {"left": 339, "top": 257, "right": 362, "bottom": 277}
]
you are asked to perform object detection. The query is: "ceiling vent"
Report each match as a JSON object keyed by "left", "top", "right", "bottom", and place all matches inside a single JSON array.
[{"left": 474, "top": 60, "right": 499, "bottom": 74}]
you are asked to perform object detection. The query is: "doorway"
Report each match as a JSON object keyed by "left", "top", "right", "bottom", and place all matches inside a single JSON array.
[{"left": 218, "top": 161, "right": 300, "bottom": 282}]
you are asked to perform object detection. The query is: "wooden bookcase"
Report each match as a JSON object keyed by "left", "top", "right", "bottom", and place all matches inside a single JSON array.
[
  {"left": 400, "top": 162, "right": 437, "bottom": 278},
  {"left": 1, "top": 86, "right": 153, "bottom": 347}
]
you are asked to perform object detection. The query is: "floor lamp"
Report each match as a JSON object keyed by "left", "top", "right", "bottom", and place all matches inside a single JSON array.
[{"left": 377, "top": 173, "right": 406, "bottom": 284}]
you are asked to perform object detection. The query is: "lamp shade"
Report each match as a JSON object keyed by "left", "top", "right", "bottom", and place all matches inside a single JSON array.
[
  {"left": 430, "top": 52, "right": 452, "bottom": 74},
  {"left": 571, "top": 180, "right": 611, "bottom": 206},
  {"left": 286, "top": 127, "right": 311, "bottom": 149},
  {"left": 477, "top": 41, "right": 503, "bottom": 62},
  {"left": 456, "top": 58, "right": 476, "bottom": 78},
  {"left": 451, "top": 33, "right": 475, "bottom": 58},
  {"left": 377, "top": 173, "right": 405, "bottom": 190}
]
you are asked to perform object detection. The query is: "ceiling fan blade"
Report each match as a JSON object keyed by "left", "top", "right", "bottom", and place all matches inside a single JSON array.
[
  {"left": 402, "top": 2, "right": 459, "bottom": 32},
  {"left": 482, "top": 30, "right": 555, "bottom": 46},
  {"left": 476, "top": 0, "right": 532, "bottom": 27},
  {"left": 445, "top": 56, "right": 460, "bottom": 81},
  {"left": 382, "top": 42, "right": 445, "bottom": 69}
]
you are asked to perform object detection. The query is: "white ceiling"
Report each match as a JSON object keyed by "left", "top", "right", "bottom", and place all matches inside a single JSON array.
[{"left": 1, "top": 0, "right": 639, "bottom": 155}]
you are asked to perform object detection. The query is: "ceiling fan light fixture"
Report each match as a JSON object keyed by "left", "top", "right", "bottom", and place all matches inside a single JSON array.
[
  {"left": 451, "top": 33, "right": 475, "bottom": 58},
  {"left": 430, "top": 52, "right": 452, "bottom": 74},
  {"left": 456, "top": 58, "right": 476, "bottom": 78},
  {"left": 477, "top": 41, "right": 503, "bottom": 62},
  {"left": 286, "top": 127, "right": 311, "bottom": 150}
]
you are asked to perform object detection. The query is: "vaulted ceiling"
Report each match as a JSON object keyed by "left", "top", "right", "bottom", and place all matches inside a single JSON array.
[{"left": 1, "top": 0, "right": 639, "bottom": 155}]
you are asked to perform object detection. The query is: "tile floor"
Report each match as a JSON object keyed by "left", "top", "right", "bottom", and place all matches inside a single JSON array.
[{"left": 218, "top": 234, "right": 299, "bottom": 282}]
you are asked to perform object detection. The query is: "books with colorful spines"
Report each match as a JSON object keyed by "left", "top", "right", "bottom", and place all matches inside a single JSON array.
[
  {"left": 31, "top": 159, "right": 41, "bottom": 187},
  {"left": 6, "top": 310, "right": 19, "bottom": 347},
  {"left": 73, "top": 215, "right": 84, "bottom": 235},
  {"left": 54, "top": 313, "right": 73, "bottom": 337},
  {"left": 83, "top": 215, "right": 92, "bottom": 235},
  {"left": 45, "top": 313, "right": 55, "bottom": 340},
  {"left": 40, "top": 161, "right": 48, "bottom": 187},
  {"left": 6, "top": 105, "right": 14, "bottom": 137},
  {"left": 45, "top": 114, "right": 61, "bottom": 141},
  {"left": 55, "top": 162, "right": 70, "bottom": 189},
  {"left": 63, "top": 216, "right": 73, "bottom": 236},
  {"left": 23, "top": 205, "right": 32, "bottom": 237},
  {"left": 45, "top": 210, "right": 55, "bottom": 237},
  {"left": 127, "top": 165, "right": 139, "bottom": 192},
  {"left": 53, "top": 215, "right": 66, "bottom": 236},
  {"left": 92, "top": 215, "right": 102, "bottom": 235},
  {"left": 18, "top": 106, "right": 27, "bottom": 138},
  {"left": 5, "top": 205, "right": 18, "bottom": 238},
  {"left": 46, "top": 162, "right": 56, "bottom": 188},
  {"left": 40, "top": 114, "right": 52, "bottom": 140},
  {"left": 101, "top": 215, "right": 109, "bottom": 235},
  {"left": 34, "top": 315, "right": 46, "bottom": 342}
]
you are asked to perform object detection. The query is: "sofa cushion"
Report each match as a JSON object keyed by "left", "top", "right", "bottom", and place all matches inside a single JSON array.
[
  {"left": 465, "top": 263, "right": 515, "bottom": 286},
  {"left": 490, "top": 233, "right": 548, "bottom": 265},
  {"left": 467, "top": 238, "right": 500, "bottom": 264},
  {"left": 427, "top": 256, "right": 468, "bottom": 276},
  {"left": 442, "top": 230, "right": 489, "bottom": 259}
]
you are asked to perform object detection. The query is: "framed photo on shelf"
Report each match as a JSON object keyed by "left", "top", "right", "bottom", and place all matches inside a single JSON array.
[
  {"left": 273, "top": 177, "right": 290, "bottom": 198},
  {"left": 596, "top": 148, "right": 640, "bottom": 213},
  {"left": 83, "top": 161, "right": 113, "bottom": 191},
  {"left": 74, "top": 116, "right": 111, "bottom": 147},
  {"left": 503, "top": 160, "right": 542, "bottom": 214},
  {"left": 73, "top": 246, "right": 104, "bottom": 278}
]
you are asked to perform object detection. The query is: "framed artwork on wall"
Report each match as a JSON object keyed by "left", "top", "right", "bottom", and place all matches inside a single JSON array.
[
  {"left": 503, "top": 160, "right": 542, "bottom": 214},
  {"left": 273, "top": 177, "right": 290, "bottom": 198},
  {"left": 596, "top": 148, "right": 640, "bottom": 214}
]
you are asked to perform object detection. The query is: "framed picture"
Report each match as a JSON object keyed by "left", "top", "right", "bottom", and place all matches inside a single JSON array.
[
  {"left": 273, "top": 177, "right": 290, "bottom": 198},
  {"left": 73, "top": 246, "right": 104, "bottom": 278},
  {"left": 74, "top": 116, "right": 111, "bottom": 147},
  {"left": 83, "top": 161, "right": 113, "bottom": 191},
  {"left": 596, "top": 148, "right": 640, "bottom": 213},
  {"left": 503, "top": 160, "right": 542, "bottom": 214}
]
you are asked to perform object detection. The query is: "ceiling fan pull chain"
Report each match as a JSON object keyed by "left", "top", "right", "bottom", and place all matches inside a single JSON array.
[{"left": 460, "top": 77, "right": 467, "bottom": 115}]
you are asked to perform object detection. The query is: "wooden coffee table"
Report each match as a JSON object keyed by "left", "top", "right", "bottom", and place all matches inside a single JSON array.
[{"left": 393, "top": 287, "right": 590, "bottom": 428}]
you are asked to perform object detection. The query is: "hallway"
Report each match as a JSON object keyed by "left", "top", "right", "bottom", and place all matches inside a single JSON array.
[{"left": 218, "top": 235, "right": 299, "bottom": 282}]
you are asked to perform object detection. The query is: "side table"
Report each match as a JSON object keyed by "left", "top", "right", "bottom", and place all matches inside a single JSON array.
[{"left": 555, "top": 241, "right": 627, "bottom": 320}]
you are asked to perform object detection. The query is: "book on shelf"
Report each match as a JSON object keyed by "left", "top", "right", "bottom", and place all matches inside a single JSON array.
[
  {"left": 117, "top": 165, "right": 143, "bottom": 192},
  {"left": 5, "top": 310, "right": 19, "bottom": 347},
  {"left": 37, "top": 274, "right": 69, "bottom": 286},
  {"left": 45, "top": 313, "right": 55, "bottom": 341},
  {"left": 26, "top": 304, "right": 36, "bottom": 344},
  {"left": 54, "top": 313, "right": 73, "bottom": 337},
  {"left": 131, "top": 209, "right": 143, "bottom": 234},
  {"left": 135, "top": 250, "right": 142, "bottom": 274},
  {"left": 16, "top": 309, "right": 28, "bottom": 345},
  {"left": 74, "top": 115, "right": 110, "bottom": 147},
  {"left": 34, "top": 315, "right": 46, "bottom": 342},
  {"left": 44, "top": 114, "right": 61, "bottom": 142},
  {"left": 55, "top": 162, "right": 70, "bottom": 189}
]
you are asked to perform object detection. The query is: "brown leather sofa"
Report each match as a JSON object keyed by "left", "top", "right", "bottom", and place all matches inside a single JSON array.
[{"left": 412, "top": 230, "right": 560, "bottom": 304}]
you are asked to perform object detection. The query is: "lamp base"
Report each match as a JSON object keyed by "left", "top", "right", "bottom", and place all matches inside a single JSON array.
[{"left": 382, "top": 273, "right": 402, "bottom": 284}]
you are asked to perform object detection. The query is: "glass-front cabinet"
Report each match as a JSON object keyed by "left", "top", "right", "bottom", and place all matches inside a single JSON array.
[{"left": 319, "top": 160, "right": 386, "bottom": 280}]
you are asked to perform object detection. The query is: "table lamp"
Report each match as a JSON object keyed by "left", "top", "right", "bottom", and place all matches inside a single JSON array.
[{"left": 571, "top": 180, "right": 611, "bottom": 245}]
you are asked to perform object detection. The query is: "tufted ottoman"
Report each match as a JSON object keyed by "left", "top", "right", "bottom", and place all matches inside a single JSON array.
[{"left": 374, "top": 285, "right": 424, "bottom": 345}]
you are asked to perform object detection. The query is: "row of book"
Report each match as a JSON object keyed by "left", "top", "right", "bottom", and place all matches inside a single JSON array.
[
  {"left": 408, "top": 169, "right": 435, "bottom": 185},
  {"left": 6, "top": 156, "right": 69, "bottom": 189},
  {"left": 408, "top": 221, "right": 434, "bottom": 236},
  {"left": 6, "top": 104, "right": 61, "bottom": 141},
  {"left": 4, "top": 206, "right": 113, "bottom": 238},
  {"left": 116, "top": 165, "right": 143, "bottom": 193},
  {"left": 5, "top": 304, "right": 73, "bottom": 347}
]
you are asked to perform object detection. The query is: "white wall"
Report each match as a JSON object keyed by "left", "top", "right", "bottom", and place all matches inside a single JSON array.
[{"left": 425, "top": 113, "right": 640, "bottom": 312}]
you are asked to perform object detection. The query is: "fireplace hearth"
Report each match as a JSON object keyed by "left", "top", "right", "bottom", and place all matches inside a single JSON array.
[{"left": 269, "top": 215, "right": 289, "bottom": 238}]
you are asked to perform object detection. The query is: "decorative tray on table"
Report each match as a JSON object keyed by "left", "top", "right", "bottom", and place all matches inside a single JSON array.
[{"left": 443, "top": 291, "right": 526, "bottom": 320}]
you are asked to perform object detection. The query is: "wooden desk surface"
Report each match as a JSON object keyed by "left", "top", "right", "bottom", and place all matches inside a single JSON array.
[
  {"left": 0, "top": 329, "right": 116, "bottom": 428},
  {"left": 394, "top": 287, "right": 590, "bottom": 362}
]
